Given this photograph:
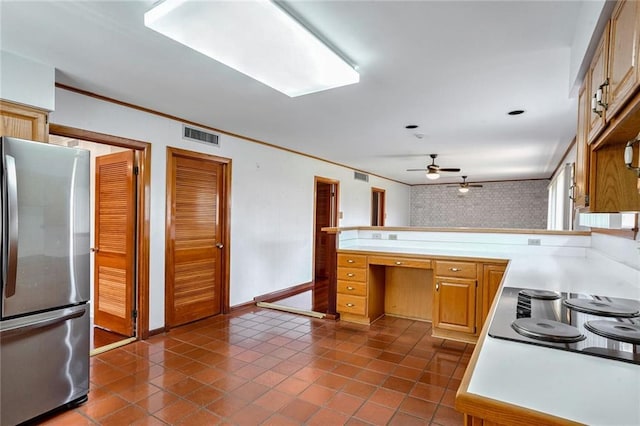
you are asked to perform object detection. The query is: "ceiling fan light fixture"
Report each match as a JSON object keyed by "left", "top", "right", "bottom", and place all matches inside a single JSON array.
[
  {"left": 458, "top": 187, "right": 469, "bottom": 193},
  {"left": 426, "top": 171, "right": 440, "bottom": 180},
  {"left": 144, "top": 0, "right": 359, "bottom": 97}
]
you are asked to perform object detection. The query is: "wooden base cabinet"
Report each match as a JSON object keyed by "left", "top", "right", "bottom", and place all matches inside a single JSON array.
[
  {"left": 433, "top": 276, "right": 476, "bottom": 334},
  {"left": 336, "top": 253, "right": 371, "bottom": 324},
  {"left": 432, "top": 260, "right": 480, "bottom": 343},
  {"left": 0, "top": 100, "right": 49, "bottom": 142},
  {"left": 480, "top": 264, "right": 506, "bottom": 331}
]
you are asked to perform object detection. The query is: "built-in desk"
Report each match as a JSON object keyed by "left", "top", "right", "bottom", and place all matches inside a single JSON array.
[{"left": 336, "top": 250, "right": 506, "bottom": 343}]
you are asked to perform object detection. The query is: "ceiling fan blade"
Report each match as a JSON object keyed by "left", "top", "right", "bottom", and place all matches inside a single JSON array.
[
  {"left": 446, "top": 185, "right": 459, "bottom": 188},
  {"left": 469, "top": 184, "right": 483, "bottom": 187},
  {"left": 406, "top": 168, "right": 429, "bottom": 171},
  {"left": 438, "top": 168, "right": 461, "bottom": 172}
]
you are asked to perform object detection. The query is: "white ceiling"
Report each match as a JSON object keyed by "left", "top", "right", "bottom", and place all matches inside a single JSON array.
[{"left": 1, "top": 0, "right": 586, "bottom": 185}]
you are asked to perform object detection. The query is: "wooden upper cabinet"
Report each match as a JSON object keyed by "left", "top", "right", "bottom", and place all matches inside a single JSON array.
[
  {"left": 606, "top": 0, "right": 640, "bottom": 119},
  {"left": 0, "top": 100, "right": 49, "bottom": 142},
  {"left": 587, "top": 23, "right": 609, "bottom": 143},
  {"left": 574, "top": 83, "right": 591, "bottom": 208}
]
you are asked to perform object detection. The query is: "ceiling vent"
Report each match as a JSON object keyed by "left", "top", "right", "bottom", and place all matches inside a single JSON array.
[
  {"left": 354, "top": 171, "right": 369, "bottom": 182},
  {"left": 183, "top": 125, "right": 219, "bottom": 147}
]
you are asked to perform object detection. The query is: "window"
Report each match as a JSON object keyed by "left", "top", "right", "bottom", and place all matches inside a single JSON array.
[{"left": 547, "top": 163, "right": 573, "bottom": 230}]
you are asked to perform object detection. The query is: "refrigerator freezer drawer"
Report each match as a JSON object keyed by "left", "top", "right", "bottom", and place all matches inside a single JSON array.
[{"left": 0, "top": 304, "right": 89, "bottom": 425}]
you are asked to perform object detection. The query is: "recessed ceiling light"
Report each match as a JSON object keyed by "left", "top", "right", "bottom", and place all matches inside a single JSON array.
[
  {"left": 144, "top": 0, "right": 359, "bottom": 97},
  {"left": 405, "top": 124, "right": 419, "bottom": 129},
  {"left": 507, "top": 110, "right": 525, "bottom": 116}
]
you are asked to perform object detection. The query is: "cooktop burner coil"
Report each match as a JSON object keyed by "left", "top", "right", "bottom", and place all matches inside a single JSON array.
[
  {"left": 511, "top": 318, "right": 586, "bottom": 343},
  {"left": 563, "top": 298, "right": 640, "bottom": 318},
  {"left": 584, "top": 320, "right": 640, "bottom": 345}
]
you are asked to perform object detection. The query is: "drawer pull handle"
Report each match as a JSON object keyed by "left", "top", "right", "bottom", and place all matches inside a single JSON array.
[
  {"left": 347, "top": 286, "right": 355, "bottom": 290},
  {"left": 395, "top": 261, "right": 403, "bottom": 265},
  {"left": 346, "top": 303, "right": 355, "bottom": 307},
  {"left": 347, "top": 259, "right": 355, "bottom": 263},
  {"left": 449, "top": 267, "right": 461, "bottom": 272},
  {"left": 436, "top": 283, "right": 440, "bottom": 291},
  {"left": 347, "top": 273, "right": 355, "bottom": 277}
]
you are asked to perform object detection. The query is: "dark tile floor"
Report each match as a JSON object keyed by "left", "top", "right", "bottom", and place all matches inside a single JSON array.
[{"left": 41, "top": 307, "right": 472, "bottom": 425}]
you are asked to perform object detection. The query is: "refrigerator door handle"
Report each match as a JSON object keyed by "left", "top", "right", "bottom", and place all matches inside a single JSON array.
[
  {"left": 0, "top": 307, "right": 85, "bottom": 337},
  {"left": 5, "top": 154, "right": 18, "bottom": 297}
]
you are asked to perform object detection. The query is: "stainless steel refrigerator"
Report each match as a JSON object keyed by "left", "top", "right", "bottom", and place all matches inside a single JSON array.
[{"left": 0, "top": 136, "right": 90, "bottom": 425}]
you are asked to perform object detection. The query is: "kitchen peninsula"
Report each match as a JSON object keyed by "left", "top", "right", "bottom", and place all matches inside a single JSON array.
[{"left": 323, "top": 226, "right": 640, "bottom": 425}]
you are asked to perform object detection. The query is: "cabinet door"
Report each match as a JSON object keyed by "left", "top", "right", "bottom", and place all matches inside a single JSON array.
[
  {"left": 607, "top": 0, "right": 640, "bottom": 118},
  {"left": 587, "top": 24, "right": 609, "bottom": 143},
  {"left": 433, "top": 277, "right": 476, "bottom": 334},
  {"left": 481, "top": 264, "right": 506, "bottom": 329},
  {"left": 574, "top": 83, "right": 590, "bottom": 208},
  {"left": 0, "top": 100, "right": 48, "bottom": 142}
]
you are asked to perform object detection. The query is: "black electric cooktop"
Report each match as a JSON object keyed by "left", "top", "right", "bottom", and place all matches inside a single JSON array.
[{"left": 488, "top": 287, "right": 640, "bottom": 365}]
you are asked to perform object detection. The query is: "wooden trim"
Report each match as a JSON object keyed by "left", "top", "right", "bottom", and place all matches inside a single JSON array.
[
  {"left": 147, "top": 327, "right": 166, "bottom": 337},
  {"left": 322, "top": 226, "right": 591, "bottom": 236},
  {"left": 591, "top": 227, "right": 639, "bottom": 239},
  {"left": 55, "top": 84, "right": 408, "bottom": 186},
  {"left": 411, "top": 177, "right": 550, "bottom": 187},
  {"left": 253, "top": 281, "right": 314, "bottom": 303},
  {"left": 551, "top": 137, "right": 577, "bottom": 180},
  {"left": 49, "top": 124, "right": 152, "bottom": 340},
  {"left": 165, "top": 146, "right": 232, "bottom": 330},
  {"left": 230, "top": 301, "right": 257, "bottom": 313}
]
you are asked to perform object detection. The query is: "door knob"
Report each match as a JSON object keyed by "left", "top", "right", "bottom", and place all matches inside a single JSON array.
[
  {"left": 215, "top": 243, "right": 224, "bottom": 249},
  {"left": 90, "top": 247, "right": 99, "bottom": 253}
]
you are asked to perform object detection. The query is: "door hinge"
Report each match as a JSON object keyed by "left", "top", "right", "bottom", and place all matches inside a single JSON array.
[
  {"left": 134, "top": 166, "right": 139, "bottom": 175},
  {"left": 475, "top": 280, "right": 478, "bottom": 288},
  {"left": 132, "top": 309, "right": 138, "bottom": 319},
  {"left": 474, "top": 326, "right": 477, "bottom": 334},
  {"left": 585, "top": 194, "right": 590, "bottom": 206},
  {"left": 45, "top": 114, "right": 49, "bottom": 124}
]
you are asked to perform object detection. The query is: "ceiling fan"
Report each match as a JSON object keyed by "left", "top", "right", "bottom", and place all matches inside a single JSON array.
[
  {"left": 447, "top": 176, "right": 483, "bottom": 193},
  {"left": 406, "top": 154, "right": 461, "bottom": 180}
]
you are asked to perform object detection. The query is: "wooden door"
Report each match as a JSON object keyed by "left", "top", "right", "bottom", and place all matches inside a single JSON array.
[
  {"left": 433, "top": 277, "right": 476, "bottom": 334},
  {"left": 606, "top": 0, "right": 640, "bottom": 118},
  {"left": 166, "top": 149, "right": 226, "bottom": 327},
  {"left": 0, "top": 99, "right": 48, "bottom": 142},
  {"left": 587, "top": 23, "right": 609, "bottom": 143},
  {"left": 94, "top": 150, "right": 136, "bottom": 336}
]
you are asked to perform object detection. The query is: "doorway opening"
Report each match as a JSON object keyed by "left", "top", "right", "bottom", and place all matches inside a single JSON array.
[
  {"left": 49, "top": 125, "right": 151, "bottom": 354},
  {"left": 372, "top": 187, "right": 385, "bottom": 226},
  {"left": 312, "top": 177, "right": 339, "bottom": 313}
]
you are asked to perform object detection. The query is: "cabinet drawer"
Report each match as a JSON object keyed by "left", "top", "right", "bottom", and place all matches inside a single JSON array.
[
  {"left": 435, "top": 260, "right": 477, "bottom": 278},
  {"left": 368, "top": 256, "right": 431, "bottom": 269},
  {"left": 337, "top": 294, "right": 366, "bottom": 315},
  {"left": 337, "top": 280, "right": 367, "bottom": 296},
  {"left": 337, "top": 267, "right": 367, "bottom": 282},
  {"left": 337, "top": 253, "right": 367, "bottom": 268}
]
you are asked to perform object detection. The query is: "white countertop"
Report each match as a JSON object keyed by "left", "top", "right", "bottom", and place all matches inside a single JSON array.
[{"left": 339, "top": 243, "right": 640, "bottom": 425}]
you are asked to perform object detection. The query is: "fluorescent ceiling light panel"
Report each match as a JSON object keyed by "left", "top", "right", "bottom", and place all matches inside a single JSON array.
[{"left": 144, "top": 0, "right": 360, "bottom": 97}]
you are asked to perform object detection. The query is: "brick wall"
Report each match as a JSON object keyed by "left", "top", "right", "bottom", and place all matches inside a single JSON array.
[{"left": 410, "top": 180, "right": 549, "bottom": 229}]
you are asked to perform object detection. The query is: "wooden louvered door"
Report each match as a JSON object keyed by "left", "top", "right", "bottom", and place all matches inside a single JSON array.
[
  {"left": 94, "top": 150, "right": 136, "bottom": 336},
  {"left": 166, "top": 149, "right": 226, "bottom": 327}
]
